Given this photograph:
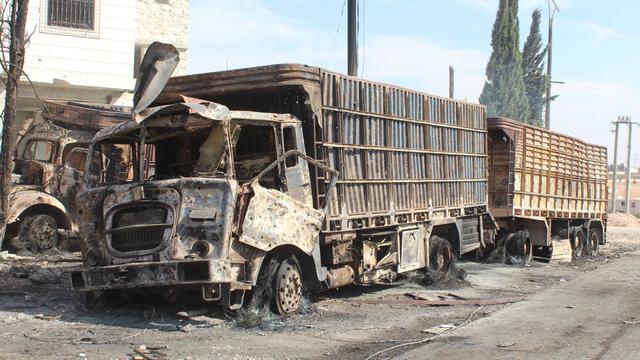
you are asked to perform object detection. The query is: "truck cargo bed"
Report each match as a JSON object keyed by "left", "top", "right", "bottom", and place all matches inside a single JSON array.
[{"left": 488, "top": 117, "right": 607, "bottom": 220}]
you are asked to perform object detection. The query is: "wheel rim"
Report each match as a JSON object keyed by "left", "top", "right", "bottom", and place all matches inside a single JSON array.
[
  {"left": 275, "top": 260, "right": 302, "bottom": 315},
  {"left": 28, "top": 217, "right": 58, "bottom": 251}
]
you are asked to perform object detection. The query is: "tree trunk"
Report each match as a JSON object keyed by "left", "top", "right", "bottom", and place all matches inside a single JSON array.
[{"left": 0, "top": 0, "right": 30, "bottom": 248}]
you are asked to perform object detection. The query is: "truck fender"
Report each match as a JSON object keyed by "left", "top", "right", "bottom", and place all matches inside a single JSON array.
[
  {"left": 7, "top": 190, "right": 73, "bottom": 230},
  {"left": 247, "top": 242, "right": 326, "bottom": 289}
]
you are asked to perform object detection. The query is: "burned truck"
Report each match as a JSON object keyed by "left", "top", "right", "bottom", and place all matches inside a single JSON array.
[
  {"left": 2, "top": 101, "right": 127, "bottom": 253},
  {"left": 70, "top": 62, "right": 494, "bottom": 313}
]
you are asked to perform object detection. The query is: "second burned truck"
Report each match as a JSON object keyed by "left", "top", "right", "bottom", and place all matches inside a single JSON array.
[{"left": 70, "top": 47, "right": 607, "bottom": 314}]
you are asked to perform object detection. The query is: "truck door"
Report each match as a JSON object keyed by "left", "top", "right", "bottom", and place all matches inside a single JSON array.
[
  {"left": 57, "top": 143, "right": 91, "bottom": 214},
  {"left": 235, "top": 150, "right": 339, "bottom": 255}
]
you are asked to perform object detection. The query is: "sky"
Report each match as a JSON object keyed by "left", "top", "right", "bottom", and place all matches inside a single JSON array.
[{"left": 187, "top": 0, "right": 640, "bottom": 166}]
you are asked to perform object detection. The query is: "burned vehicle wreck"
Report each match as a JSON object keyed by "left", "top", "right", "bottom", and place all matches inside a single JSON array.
[
  {"left": 3, "top": 101, "right": 127, "bottom": 254},
  {"left": 71, "top": 43, "right": 494, "bottom": 314},
  {"left": 71, "top": 99, "right": 338, "bottom": 313}
]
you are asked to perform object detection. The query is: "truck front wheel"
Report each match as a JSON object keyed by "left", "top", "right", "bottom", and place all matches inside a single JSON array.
[
  {"left": 19, "top": 215, "right": 59, "bottom": 252},
  {"left": 274, "top": 258, "right": 302, "bottom": 315}
]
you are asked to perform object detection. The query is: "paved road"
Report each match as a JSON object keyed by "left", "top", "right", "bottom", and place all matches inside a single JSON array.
[{"left": 399, "top": 251, "right": 640, "bottom": 360}]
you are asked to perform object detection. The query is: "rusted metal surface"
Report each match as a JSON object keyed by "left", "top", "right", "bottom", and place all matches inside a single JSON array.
[
  {"left": 3, "top": 104, "right": 126, "bottom": 253},
  {"left": 488, "top": 117, "right": 608, "bottom": 220}
]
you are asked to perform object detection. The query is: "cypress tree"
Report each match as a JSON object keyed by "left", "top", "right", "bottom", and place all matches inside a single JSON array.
[
  {"left": 480, "top": 0, "right": 530, "bottom": 122},
  {"left": 522, "top": 9, "right": 547, "bottom": 127}
]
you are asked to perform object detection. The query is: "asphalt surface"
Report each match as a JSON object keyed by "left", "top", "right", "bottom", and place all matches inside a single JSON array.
[{"left": 398, "top": 250, "right": 640, "bottom": 360}]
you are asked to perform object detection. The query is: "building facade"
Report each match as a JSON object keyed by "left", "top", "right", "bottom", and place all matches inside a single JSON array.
[{"left": 5, "top": 0, "right": 188, "bottom": 124}]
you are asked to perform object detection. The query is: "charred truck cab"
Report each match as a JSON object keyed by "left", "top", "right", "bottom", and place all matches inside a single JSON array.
[
  {"left": 71, "top": 100, "right": 338, "bottom": 312},
  {"left": 71, "top": 43, "right": 495, "bottom": 314}
]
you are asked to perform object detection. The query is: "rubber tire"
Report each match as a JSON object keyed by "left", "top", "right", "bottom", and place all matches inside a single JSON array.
[
  {"left": 570, "top": 227, "right": 586, "bottom": 260},
  {"left": 19, "top": 215, "right": 59, "bottom": 252},
  {"left": 505, "top": 230, "right": 532, "bottom": 265},
  {"left": 587, "top": 228, "right": 601, "bottom": 257},
  {"left": 429, "top": 236, "right": 454, "bottom": 274}
]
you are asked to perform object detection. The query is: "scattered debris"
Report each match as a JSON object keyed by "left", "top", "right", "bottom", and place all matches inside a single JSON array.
[
  {"left": 421, "top": 324, "right": 455, "bottom": 335},
  {"left": 346, "top": 296, "right": 526, "bottom": 307},
  {"left": 132, "top": 345, "right": 169, "bottom": 360},
  {"left": 497, "top": 342, "right": 516, "bottom": 348},
  {"left": 623, "top": 320, "right": 640, "bottom": 325},
  {"left": 565, "top": 305, "right": 576, "bottom": 309},
  {"left": 34, "top": 314, "right": 62, "bottom": 321},
  {"left": 28, "top": 268, "right": 64, "bottom": 284}
]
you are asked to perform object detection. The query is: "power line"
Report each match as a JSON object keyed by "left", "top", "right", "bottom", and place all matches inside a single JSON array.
[{"left": 325, "top": 0, "right": 347, "bottom": 68}]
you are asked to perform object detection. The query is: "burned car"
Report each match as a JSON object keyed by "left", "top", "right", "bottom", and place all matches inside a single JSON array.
[{"left": 3, "top": 101, "right": 128, "bottom": 254}]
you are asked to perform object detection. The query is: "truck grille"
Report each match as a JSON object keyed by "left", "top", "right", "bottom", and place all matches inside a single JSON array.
[
  {"left": 106, "top": 203, "right": 174, "bottom": 255},
  {"left": 111, "top": 228, "right": 166, "bottom": 252}
]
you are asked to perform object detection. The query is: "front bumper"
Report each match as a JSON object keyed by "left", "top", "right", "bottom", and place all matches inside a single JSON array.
[{"left": 70, "top": 259, "right": 250, "bottom": 292}]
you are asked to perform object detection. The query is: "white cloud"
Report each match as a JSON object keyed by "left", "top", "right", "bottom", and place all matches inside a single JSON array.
[
  {"left": 358, "top": 35, "right": 487, "bottom": 101},
  {"left": 584, "top": 22, "right": 620, "bottom": 46}
]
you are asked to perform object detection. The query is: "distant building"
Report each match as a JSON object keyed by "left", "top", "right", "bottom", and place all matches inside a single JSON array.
[
  {"left": 608, "top": 172, "right": 640, "bottom": 214},
  {"left": 1, "top": 0, "right": 189, "bottom": 125}
]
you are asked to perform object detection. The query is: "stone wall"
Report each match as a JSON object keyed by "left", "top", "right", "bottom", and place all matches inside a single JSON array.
[{"left": 136, "top": 0, "right": 189, "bottom": 75}]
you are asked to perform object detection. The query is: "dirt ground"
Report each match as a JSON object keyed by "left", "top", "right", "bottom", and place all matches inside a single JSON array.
[{"left": 0, "top": 226, "right": 639, "bottom": 360}]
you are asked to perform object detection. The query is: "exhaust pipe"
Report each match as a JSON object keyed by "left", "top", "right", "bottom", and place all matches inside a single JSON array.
[{"left": 325, "top": 265, "right": 355, "bottom": 290}]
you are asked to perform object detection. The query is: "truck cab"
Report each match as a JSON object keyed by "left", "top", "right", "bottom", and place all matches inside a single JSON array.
[
  {"left": 3, "top": 101, "right": 127, "bottom": 254},
  {"left": 71, "top": 99, "right": 337, "bottom": 313}
]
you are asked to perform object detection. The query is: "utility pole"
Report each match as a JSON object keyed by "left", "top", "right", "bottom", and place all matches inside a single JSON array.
[
  {"left": 347, "top": 0, "right": 358, "bottom": 76},
  {"left": 544, "top": 0, "right": 559, "bottom": 130},
  {"left": 611, "top": 120, "right": 620, "bottom": 212},
  {"left": 625, "top": 120, "right": 633, "bottom": 214},
  {"left": 449, "top": 66, "right": 455, "bottom": 99}
]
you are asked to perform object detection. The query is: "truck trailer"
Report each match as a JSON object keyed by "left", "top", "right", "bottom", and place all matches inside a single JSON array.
[
  {"left": 70, "top": 62, "right": 496, "bottom": 314},
  {"left": 486, "top": 117, "right": 607, "bottom": 263}
]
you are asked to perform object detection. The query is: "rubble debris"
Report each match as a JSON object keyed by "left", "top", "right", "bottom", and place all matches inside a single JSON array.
[
  {"left": 34, "top": 314, "right": 62, "bottom": 321},
  {"left": 497, "top": 342, "right": 516, "bottom": 348},
  {"left": 345, "top": 296, "right": 526, "bottom": 307},
  {"left": 607, "top": 213, "right": 640, "bottom": 227},
  {"left": 132, "top": 345, "right": 170, "bottom": 360},
  {"left": 421, "top": 324, "right": 455, "bottom": 335},
  {"left": 28, "top": 268, "right": 64, "bottom": 284}
]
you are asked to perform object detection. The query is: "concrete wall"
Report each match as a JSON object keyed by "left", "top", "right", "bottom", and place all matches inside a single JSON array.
[{"left": 136, "top": 0, "right": 189, "bottom": 75}]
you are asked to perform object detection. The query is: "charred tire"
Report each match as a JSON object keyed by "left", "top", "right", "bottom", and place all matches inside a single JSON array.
[
  {"left": 274, "top": 258, "right": 303, "bottom": 315},
  {"left": 429, "top": 236, "right": 454, "bottom": 274},
  {"left": 505, "top": 230, "right": 532, "bottom": 265},
  {"left": 587, "top": 228, "right": 601, "bottom": 257},
  {"left": 570, "top": 227, "right": 586, "bottom": 260},
  {"left": 19, "top": 215, "right": 59, "bottom": 252},
  {"left": 247, "top": 255, "right": 303, "bottom": 316}
]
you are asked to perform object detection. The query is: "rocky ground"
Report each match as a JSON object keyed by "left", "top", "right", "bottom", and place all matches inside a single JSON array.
[{"left": 0, "top": 226, "right": 638, "bottom": 360}]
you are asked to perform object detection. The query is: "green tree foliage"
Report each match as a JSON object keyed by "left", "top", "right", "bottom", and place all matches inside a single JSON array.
[
  {"left": 480, "top": 0, "right": 530, "bottom": 122},
  {"left": 522, "top": 9, "right": 548, "bottom": 127}
]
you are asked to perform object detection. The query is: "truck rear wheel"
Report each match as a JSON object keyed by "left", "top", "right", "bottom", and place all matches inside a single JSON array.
[
  {"left": 570, "top": 227, "right": 585, "bottom": 260},
  {"left": 587, "top": 228, "right": 600, "bottom": 257},
  {"left": 429, "top": 236, "right": 453, "bottom": 274},
  {"left": 505, "top": 230, "right": 532, "bottom": 265},
  {"left": 20, "top": 215, "right": 59, "bottom": 252}
]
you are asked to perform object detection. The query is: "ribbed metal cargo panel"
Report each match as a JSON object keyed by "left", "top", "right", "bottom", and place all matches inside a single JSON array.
[
  {"left": 318, "top": 70, "right": 487, "bottom": 231},
  {"left": 488, "top": 117, "right": 607, "bottom": 220}
]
